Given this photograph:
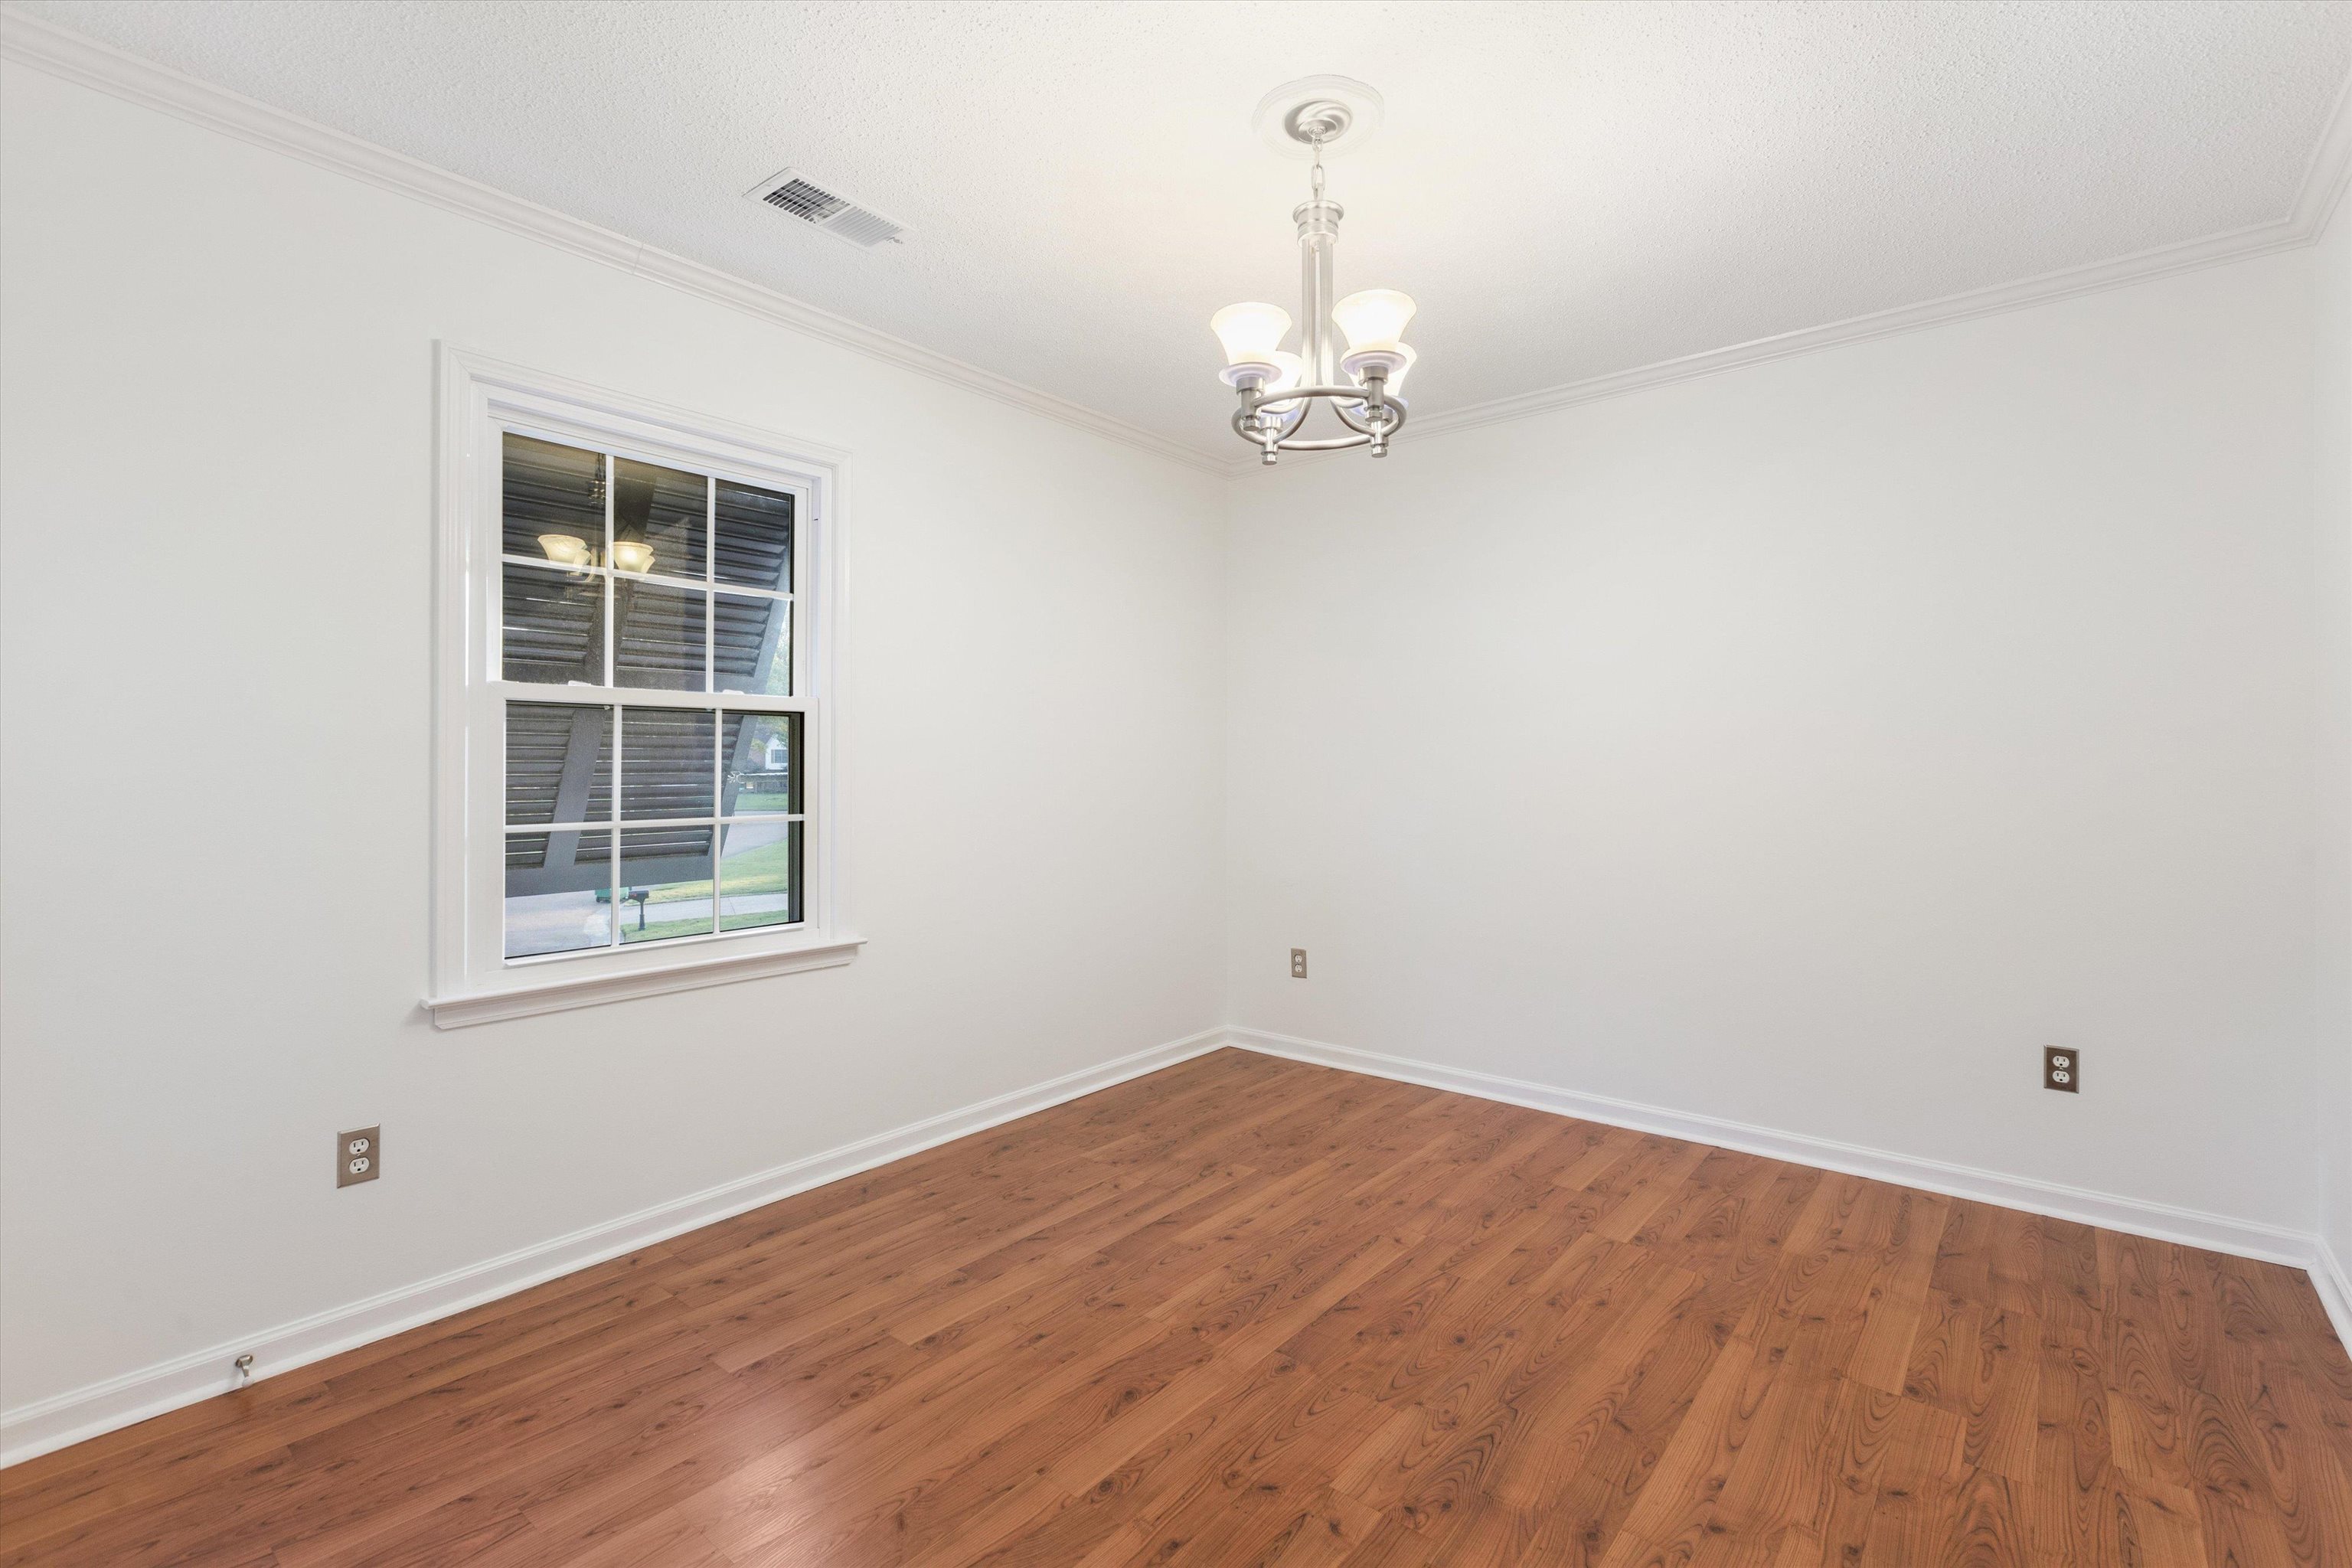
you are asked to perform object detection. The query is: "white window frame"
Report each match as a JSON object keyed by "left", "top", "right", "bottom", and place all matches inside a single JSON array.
[{"left": 426, "top": 346, "right": 858, "bottom": 1027}]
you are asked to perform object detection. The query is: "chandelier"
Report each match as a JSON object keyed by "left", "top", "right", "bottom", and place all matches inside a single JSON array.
[{"left": 1212, "top": 78, "right": 1416, "bottom": 466}]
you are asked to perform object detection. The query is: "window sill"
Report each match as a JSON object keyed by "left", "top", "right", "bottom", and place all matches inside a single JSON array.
[{"left": 425, "top": 934, "right": 864, "bottom": 1029}]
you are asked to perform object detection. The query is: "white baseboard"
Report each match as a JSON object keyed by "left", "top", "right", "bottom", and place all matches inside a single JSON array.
[
  {"left": 9, "top": 1022, "right": 2341, "bottom": 1469},
  {"left": 2314, "top": 1238, "right": 2352, "bottom": 1357},
  {"left": 0, "top": 1026, "right": 1227, "bottom": 1470},
  {"left": 1229, "top": 1027, "right": 2328, "bottom": 1278}
]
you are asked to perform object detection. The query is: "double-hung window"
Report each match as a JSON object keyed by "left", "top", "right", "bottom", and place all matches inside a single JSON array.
[{"left": 430, "top": 350, "right": 855, "bottom": 1026}]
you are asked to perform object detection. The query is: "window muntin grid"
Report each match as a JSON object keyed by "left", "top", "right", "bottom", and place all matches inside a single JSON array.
[{"left": 496, "top": 433, "right": 805, "bottom": 962}]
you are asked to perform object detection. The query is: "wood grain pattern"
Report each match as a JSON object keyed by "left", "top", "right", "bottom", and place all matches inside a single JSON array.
[{"left": 2, "top": 1050, "right": 2345, "bottom": 1566}]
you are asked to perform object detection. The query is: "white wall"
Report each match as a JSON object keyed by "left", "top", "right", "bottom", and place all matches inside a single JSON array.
[
  {"left": 1226, "top": 251, "right": 2319, "bottom": 1236},
  {"left": 2318, "top": 194, "right": 2352, "bottom": 1279},
  {"left": 0, "top": 63, "right": 1227, "bottom": 1422},
  {"left": 4, "top": 41, "right": 2346, "bottom": 1458}
]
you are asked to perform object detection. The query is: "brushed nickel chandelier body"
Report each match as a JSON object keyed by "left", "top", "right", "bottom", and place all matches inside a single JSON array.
[{"left": 1213, "top": 78, "right": 1418, "bottom": 466}]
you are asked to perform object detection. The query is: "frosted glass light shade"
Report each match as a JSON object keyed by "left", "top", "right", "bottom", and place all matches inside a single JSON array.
[
  {"left": 1210, "top": 302, "right": 1292, "bottom": 366},
  {"left": 539, "top": 534, "right": 591, "bottom": 568},
  {"left": 1262, "top": 351, "right": 1307, "bottom": 413},
  {"left": 1331, "top": 289, "right": 1416, "bottom": 353},
  {"left": 611, "top": 541, "right": 655, "bottom": 574}
]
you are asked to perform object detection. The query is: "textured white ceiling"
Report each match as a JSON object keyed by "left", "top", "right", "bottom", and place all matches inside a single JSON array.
[{"left": 20, "top": 0, "right": 2352, "bottom": 457}]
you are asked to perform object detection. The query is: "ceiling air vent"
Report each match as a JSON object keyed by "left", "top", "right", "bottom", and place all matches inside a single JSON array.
[{"left": 744, "top": 168, "right": 906, "bottom": 248}]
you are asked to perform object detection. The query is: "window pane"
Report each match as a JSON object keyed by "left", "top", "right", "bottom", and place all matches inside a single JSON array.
[
  {"left": 723, "top": 713, "right": 801, "bottom": 815},
  {"left": 503, "top": 564, "right": 605, "bottom": 685},
  {"left": 614, "top": 457, "right": 707, "bottom": 582},
  {"left": 502, "top": 433, "right": 604, "bottom": 563},
  {"left": 613, "top": 582, "right": 707, "bottom": 691},
  {"left": 715, "top": 479, "right": 792, "bottom": 590},
  {"left": 621, "top": 707, "right": 714, "bottom": 821},
  {"left": 505, "top": 830, "right": 613, "bottom": 956},
  {"left": 506, "top": 704, "right": 614, "bottom": 825},
  {"left": 720, "top": 818, "right": 802, "bottom": 931},
  {"left": 618, "top": 825, "right": 715, "bottom": 944},
  {"left": 714, "top": 593, "right": 789, "bottom": 695}
]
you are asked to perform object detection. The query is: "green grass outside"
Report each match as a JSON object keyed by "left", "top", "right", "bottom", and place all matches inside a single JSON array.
[
  {"left": 626, "top": 916, "right": 707, "bottom": 942},
  {"left": 625, "top": 908, "right": 795, "bottom": 943},
  {"left": 631, "top": 831, "right": 795, "bottom": 905}
]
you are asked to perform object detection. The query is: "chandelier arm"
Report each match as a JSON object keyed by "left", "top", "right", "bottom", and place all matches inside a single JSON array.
[
  {"left": 1267, "top": 432, "right": 1375, "bottom": 452},
  {"left": 1225, "top": 387, "right": 1409, "bottom": 452},
  {"left": 1328, "top": 395, "right": 1406, "bottom": 436},
  {"left": 1241, "top": 384, "right": 1400, "bottom": 408},
  {"left": 1229, "top": 399, "right": 1312, "bottom": 445},
  {"left": 1238, "top": 387, "right": 1410, "bottom": 430},
  {"left": 1229, "top": 404, "right": 1369, "bottom": 452}
]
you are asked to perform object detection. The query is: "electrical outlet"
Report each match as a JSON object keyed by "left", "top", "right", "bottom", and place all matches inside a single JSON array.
[
  {"left": 1290, "top": 948, "right": 1308, "bottom": 979},
  {"left": 2043, "top": 1047, "right": 2079, "bottom": 1093},
  {"left": 338, "top": 1125, "right": 381, "bottom": 1187}
]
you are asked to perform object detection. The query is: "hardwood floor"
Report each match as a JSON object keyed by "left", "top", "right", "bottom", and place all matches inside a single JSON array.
[{"left": 4, "top": 1048, "right": 2347, "bottom": 1566}]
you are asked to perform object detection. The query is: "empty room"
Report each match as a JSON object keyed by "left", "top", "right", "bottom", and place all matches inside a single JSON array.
[{"left": 4, "top": 1, "right": 2351, "bottom": 1562}]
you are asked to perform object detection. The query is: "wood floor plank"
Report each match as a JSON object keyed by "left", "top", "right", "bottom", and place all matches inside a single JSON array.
[
  {"left": 2, "top": 1049, "right": 2343, "bottom": 1568},
  {"left": 1903, "top": 1286, "right": 2041, "bottom": 1485},
  {"left": 1845, "top": 1187, "right": 1953, "bottom": 1394}
]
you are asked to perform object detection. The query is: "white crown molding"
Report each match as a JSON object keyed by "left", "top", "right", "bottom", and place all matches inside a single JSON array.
[
  {"left": 0, "top": 7, "right": 1226, "bottom": 477},
  {"left": 0, "top": 1024, "right": 1229, "bottom": 1468},
  {"left": 2293, "top": 62, "right": 2352, "bottom": 238},
  {"left": 1236, "top": 64, "right": 2352, "bottom": 476},
  {"left": 1403, "top": 227, "right": 2319, "bottom": 446},
  {"left": 10, "top": 5, "right": 2347, "bottom": 486},
  {"left": 1228, "top": 1027, "right": 2333, "bottom": 1286}
]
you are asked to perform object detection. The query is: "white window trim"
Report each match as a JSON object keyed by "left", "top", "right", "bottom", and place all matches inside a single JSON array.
[{"left": 426, "top": 345, "right": 859, "bottom": 1027}]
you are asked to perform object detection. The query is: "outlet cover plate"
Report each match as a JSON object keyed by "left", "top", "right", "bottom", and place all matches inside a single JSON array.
[
  {"left": 2043, "top": 1047, "right": 2079, "bottom": 1093},
  {"left": 338, "top": 1125, "right": 381, "bottom": 1187},
  {"left": 1290, "top": 948, "right": 1308, "bottom": 979}
]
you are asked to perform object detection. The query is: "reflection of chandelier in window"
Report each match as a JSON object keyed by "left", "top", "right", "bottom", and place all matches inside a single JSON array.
[
  {"left": 537, "top": 532, "right": 653, "bottom": 574},
  {"left": 537, "top": 457, "right": 652, "bottom": 573},
  {"left": 1211, "top": 77, "right": 1416, "bottom": 466}
]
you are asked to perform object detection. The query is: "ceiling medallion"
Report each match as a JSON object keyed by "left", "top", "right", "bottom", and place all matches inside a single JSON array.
[{"left": 1213, "top": 77, "right": 1416, "bottom": 466}]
